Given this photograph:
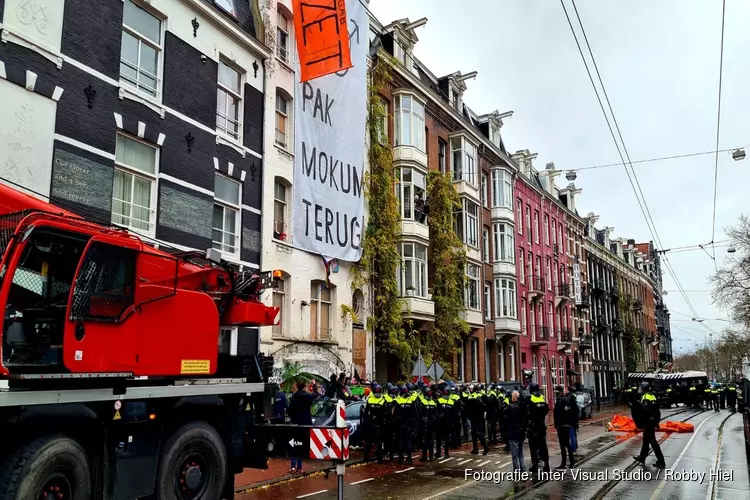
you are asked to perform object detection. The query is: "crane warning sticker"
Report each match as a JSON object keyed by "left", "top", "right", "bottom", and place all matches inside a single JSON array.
[{"left": 180, "top": 360, "right": 211, "bottom": 374}]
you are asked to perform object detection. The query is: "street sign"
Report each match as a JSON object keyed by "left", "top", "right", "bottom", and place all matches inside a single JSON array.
[
  {"left": 258, "top": 424, "right": 350, "bottom": 460},
  {"left": 310, "top": 428, "right": 349, "bottom": 460},
  {"left": 427, "top": 362, "right": 445, "bottom": 381}
]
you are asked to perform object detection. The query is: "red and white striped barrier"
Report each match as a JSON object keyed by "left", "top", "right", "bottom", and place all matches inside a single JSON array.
[
  {"left": 309, "top": 428, "right": 350, "bottom": 460},
  {"left": 336, "top": 400, "right": 346, "bottom": 428}
]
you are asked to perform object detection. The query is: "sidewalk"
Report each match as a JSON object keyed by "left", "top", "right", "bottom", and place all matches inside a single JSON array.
[{"left": 234, "top": 404, "right": 626, "bottom": 491}]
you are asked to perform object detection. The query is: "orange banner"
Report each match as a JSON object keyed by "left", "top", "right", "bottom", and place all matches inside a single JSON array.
[{"left": 293, "top": 0, "right": 352, "bottom": 82}]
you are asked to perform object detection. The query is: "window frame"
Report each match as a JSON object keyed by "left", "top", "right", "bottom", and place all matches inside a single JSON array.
[
  {"left": 275, "top": 90, "right": 291, "bottom": 149},
  {"left": 517, "top": 200, "right": 523, "bottom": 234},
  {"left": 534, "top": 210, "right": 540, "bottom": 244},
  {"left": 111, "top": 133, "right": 158, "bottom": 236},
  {"left": 273, "top": 178, "right": 288, "bottom": 241},
  {"left": 519, "top": 248, "right": 525, "bottom": 283},
  {"left": 310, "top": 280, "right": 333, "bottom": 341},
  {"left": 525, "top": 205, "right": 531, "bottom": 240},
  {"left": 120, "top": 0, "right": 164, "bottom": 99},
  {"left": 471, "top": 338, "right": 479, "bottom": 382},
  {"left": 212, "top": 173, "right": 242, "bottom": 256},
  {"left": 398, "top": 242, "right": 428, "bottom": 298},
  {"left": 216, "top": 59, "right": 245, "bottom": 142},
  {"left": 438, "top": 138, "right": 447, "bottom": 174},
  {"left": 451, "top": 136, "right": 477, "bottom": 185},
  {"left": 494, "top": 278, "right": 517, "bottom": 319},
  {"left": 276, "top": 9, "right": 291, "bottom": 63},
  {"left": 394, "top": 93, "right": 426, "bottom": 151},
  {"left": 532, "top": 353, "right": 538, "bottom": 385},
  {"left": 544, "top": 214, "right": 550, "bottom": 246},
  {"left": 272, "top": 274, "right": 287, "bottom": 336},
  {"left": 481, "top": 172, "right": 488, "bottom": 207},
  {"left": 484, "top": 281, "right": 492, "bottom": 320},
  {"left": 492, "top": 223, "right": 515, "bottom": 263},
  {"left": 491, "top": 169, "right": 512, "bottom": 209},
  {"left": 395, "top": 167, "right": 428, "bottom": 224},
  {"left": 465, "top": 262, "right": 480, "bottom": 310},
  {"left": 482, "top": 228, "right": 490, "bottom": 263},
  {"left": 463, "top": 199, "right": 479, "bottom": 248}
]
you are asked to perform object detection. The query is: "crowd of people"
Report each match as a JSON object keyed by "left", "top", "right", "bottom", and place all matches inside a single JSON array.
[{"left": 359, "top": 369, "right": 582, "bottom": 474}]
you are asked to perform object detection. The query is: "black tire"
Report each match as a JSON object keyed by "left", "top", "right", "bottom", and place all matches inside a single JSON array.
[
  {"left": 0, "top": 434, "right": 92, "bottom": 500},
  {"left": 155, "top": 421, "right": 228, "bottom": 500}
]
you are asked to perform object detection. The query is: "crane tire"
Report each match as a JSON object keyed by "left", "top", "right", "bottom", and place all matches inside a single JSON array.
[
  {"left": 0, "top": 434, "right": 92, "bottom": 500},
  {"left": 155, "top": 421, "right": 228, "bottom": 500}
]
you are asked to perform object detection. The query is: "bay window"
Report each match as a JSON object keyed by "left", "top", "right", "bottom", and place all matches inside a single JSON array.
[
  {"left": 491, "top": 170, "right": 512, "bottom": 209},
  {"left": 451, "top": 136, "right": 477, "bottom": 185},
  {"left": 398, "top": 243, "right": 428, "bottom": 297},
  {"left": 494, "top": 278, "right": 517, "bottom": 318},
  {"left": 484, "top": 282, "right": 492, "bottom": 320},
  {"left": 465, "top": 263, "right": 480, "bottom": 310},
  {"left": 112, "top": 134, "right": 157, "bottom": 233},
  {"left": 493, "top": 223, "right": 514, "bottom": 263},
  {"left": 482, "top": 229, "right": 490, "bottom": 263},
  {"left": 396, "top": 167, "right": 427, "bottom": 223},
  {"left": 481, "top": 172, "right": 488, "bottom": 207},
  {"left": 212, "top": 173, "right": 241, "bottom": 255},
  {"left": 463, "top": 200, "right": 479, "bottom": 247},
  {"left": 395, "top": 94, "right": 425, "bottom": 151}
]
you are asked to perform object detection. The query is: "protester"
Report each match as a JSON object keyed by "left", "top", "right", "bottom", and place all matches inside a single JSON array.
[
  {"left": 553, "top": 385, "right": 575, "bottom": 469},
  {"left": 506, "top": 391, "right": 527, "bottom": 474},
  {"left": 273, "top": 385, "right": 288, "bottom": 424},
  {"left": 287, "top": 381, "right": 318, "bottom": 473}
]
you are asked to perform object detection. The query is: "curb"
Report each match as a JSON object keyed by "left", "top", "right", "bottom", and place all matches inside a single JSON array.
[{"left": 235, "top": 457, "right": 366, "bottom": 493}]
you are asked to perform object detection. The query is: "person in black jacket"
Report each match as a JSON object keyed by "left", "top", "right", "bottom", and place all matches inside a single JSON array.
[
  {"left": 527, "top": 382, "right": 550, "bottom": 474},
  {"left": 506, "top": 391, "right": 527, "bottom": 473},
  {"left": 288, "top": 381, "right": 318, "bottom": 473},
  {"left": 566, "top": 386, "right": 579, "bottom": 454},
  {"left": 553, "top": 385, "right": 575, "bottom": 469},
  {"left": 466, "top": 385, "right": 490, "bottom": 455},
  {"left": 632, "top": 381, "right": 666, "bottom": 468}
]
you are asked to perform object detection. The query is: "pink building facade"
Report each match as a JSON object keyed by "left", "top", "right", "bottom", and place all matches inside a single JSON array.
[{"left": 513, "top": 152, "right": 576, "bottom": 404}]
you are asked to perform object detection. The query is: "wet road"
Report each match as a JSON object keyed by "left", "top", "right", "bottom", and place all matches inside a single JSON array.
[{"left": 236, "top": 407, "right": 750, "bottom": 499}]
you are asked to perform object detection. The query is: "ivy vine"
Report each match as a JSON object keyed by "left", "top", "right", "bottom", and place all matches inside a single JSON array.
[
  {"left": 340, "top": 304, "right": 359, "bottom": 324},
  {"left": 426, "top": 170, "right": 470, "bottom": 363},
  {"left": 350, "top": 57, "right": 416, "bottom": 375}
]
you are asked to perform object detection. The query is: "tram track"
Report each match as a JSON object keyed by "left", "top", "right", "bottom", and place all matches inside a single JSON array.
[{"left": 510, "top": 406, "right": 704, "bottom": 499}]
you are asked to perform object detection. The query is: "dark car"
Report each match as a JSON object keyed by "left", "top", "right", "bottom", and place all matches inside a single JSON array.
[
  {"left": 311, "top": 399, "right": 366, "bottom": 448},
  {"left": 576, "top": 392, "right": 594, "bottom": 420}
]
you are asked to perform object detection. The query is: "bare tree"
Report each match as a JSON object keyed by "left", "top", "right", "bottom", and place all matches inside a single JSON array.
[{"left": 711, "top": 215, "right": 750, "bottom": 326}]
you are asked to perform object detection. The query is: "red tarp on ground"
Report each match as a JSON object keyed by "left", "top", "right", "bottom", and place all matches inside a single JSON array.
[{"left": 606, "top": 414, "right": 695, "bottom": 433}]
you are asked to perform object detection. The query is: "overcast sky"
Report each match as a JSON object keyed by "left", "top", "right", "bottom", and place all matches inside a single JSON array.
[{"left": 369, "top": 0, "right": 749, "bottom": 356}]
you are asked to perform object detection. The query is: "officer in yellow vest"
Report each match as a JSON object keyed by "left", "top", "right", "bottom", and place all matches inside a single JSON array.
[
  {"left": 727, "top": 383, "right": 737, "bottom": 412},
  {"left": 449, "top": 385, "right": 462, "bottom": 449},
  {"left": 394, "top": 385, "right": 417, "bottom": 464},
  {"left": 487, "top": 383, "right": 500, "bottom": 444},
  {"left": 466, "top": 385, "right": 489, "bottom": 455},
  {"left": 711, "top": 385, "right": 720, "bottom": 412},
  {"left": 363, "top": 384, "right": 388, "bottom": 462},
  {"left": 500, "top": 389, "right": 512, "bottom": 451},
  {"left": 664, "top": 386, "right": 673, "bottom": 408},
  {"left": 527, "top": 382, "right": 550, "bottom": 473},
  {"left": 704, "top": 385, "right": 713, "bottom": 410},
  {"left": 688, "top": 383, "right": 698, "bottom": 408},
  {"left": 419, "top": 387, "right": 437, "bottom": 461},
  {"left": 632, "top": 381, "right": 665, "bottom": 468},
  {"left": 436, "top": 386, "right": 456, "bottom": 459}
]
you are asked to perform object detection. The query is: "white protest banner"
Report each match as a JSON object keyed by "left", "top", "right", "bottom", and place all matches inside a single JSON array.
[{"left": 292, "top": 0, "right": 366, "bottom": 262}]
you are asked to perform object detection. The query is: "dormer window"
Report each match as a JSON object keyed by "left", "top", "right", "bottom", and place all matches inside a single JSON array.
[
  {"left": 395, "top": 41, "right": 408, "bottom": 67},
  {"left": 490, "top": 124, "right": 501, "bottom": 148}
]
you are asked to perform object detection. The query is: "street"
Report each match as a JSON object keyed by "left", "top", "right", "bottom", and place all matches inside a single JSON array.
[{"left": 236, "top": 407, "right": 749, "bottom": 499}]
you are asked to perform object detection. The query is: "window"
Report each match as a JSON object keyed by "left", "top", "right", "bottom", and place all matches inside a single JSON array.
[
  {"left": 310, "top": 281, "right": 332, "bottom": 340},
  {"left": 275, "top": 91, "right": 290, "bottom": 148},
  {"left": 120, "top": 0, "right": 162, "bottom": 97},
  {"left": 482, "top": 229, "right": 490, "bottom": 263},
  {"left": 548, "top": 301, "right": 553, "bottom": 330},
  {"left": 112, "top": 134, "right": 157, "bottom": 233},
  {"left": 463, "top": 200, "right": 479, "bottom": 247},
  {"left": 509, "top": 344, "right": 516, "bottom": 381},
  {"left": 217, "top": 61, "right": 243, "bottom": 140},
  {"left": 276, "top": 10, "right": 290, "bottom": 62},
  {"left": 273, "top": 179, "right": 287, "bottom": 240},
  {"left": 490, "top": 124, "right": 501, "bottom": 148},
  {"left": 212, "top": 174, "right": 241, "bottom": 254},
  {"left": 272, "top": 275, "right": 286, "bottom": 335},
  {"left": 465, "top": 263, "right": 480, "bottom": 310},
  {"left": 521, "top": 299, "right": 527, "bottom": 334},
  {"left": 532, "top": 353, "right": 538, "bottom": 384},
  {"left": 534, "top": 210, "right": 540, "bottom": 244},
  {"left": 546, "top": 257, "right": 552, "bottom": 290},
  {"left": 525, "top": 206, "right": 531, "bottom": 240},
  {"left": 451, "top": 137, "right": 477, "bottom": 185},
  {"left": 377, "top": 97, "right": 389, "bottom": 144},
  {"left": 394, "top": 94, "right": 425, "bottom": 151},
  {"left": 396, "top": 168, "right": 427, "bottom": 223},
  {"left": 438, "top": 139, "right": 447, "bottom": 173},
  {"left": 517, "top": 200, "right": 523, "bottom": 234},
  {"left": 471, "top": 338, "right": 478, "bottom": 381},
  {"left": 398, "top": 243, "right": 428, "bottom": 297},
  {"left": 457, "top": 341, "right": 464, "bottom": 381},
  {"left": 551, "top": 356, "right": 557, "bottom": 387},
  {"left": 541, "top": 355, "right": 547, "bottom": 398},
  {"left": 495, "top": 278, "right": 517, "bottom": 318},
  {"left": 559, "top": 356, "right": 564, "bottom": 386},
  {"left": 492, "top": 223, "right": 514, "bottom": 263},
  {"left": 519, "top": 249, "right": 525, "bottom": 283},
  {"left": 481, "top": 173, "right": 488, "bottom": 207},
  {"left": 491, "top": 170, "right": 512, "bottom": 209},
  {"left": 544, "top": 215, "right": 550, "bottom": 245},
  {"left": 552, "top": 220, "right": 557, "bottom": 245},
  {"left": 484, "top": 282, "right": 492, "bottom": 320}
]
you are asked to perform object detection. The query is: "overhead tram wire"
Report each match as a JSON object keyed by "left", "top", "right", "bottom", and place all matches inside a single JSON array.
[
  {"left": 571, "top": 146, "right": 750, "bottom": 173},
  {"left": 566, "top": 0, "right": 703, "bottom": 322},
  {"left": 710, "top": 0, "right": 727, "bottom": 271}
]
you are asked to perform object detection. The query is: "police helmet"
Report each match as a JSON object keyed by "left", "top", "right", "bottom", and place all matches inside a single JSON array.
[
  {"left": 468, "top": 384, "right": 475, "bottom": 393},
  {"left": 373, "top": 384, "right": 382, "bottom": 394},
  {"left": 506, "top": 389, "right": 512, "bottom": 397},
  {"left": 639, "top": 381, "right": 651, "bottom": 392},
  {"left": 443, "top": 386, "right": 450, "bottom": 395},
  {"left": 489, "top": 383, "right": 496, "bottom": 390},
  {"left": 406, "top": 383, "right": 414, "bottom": 391},
  {"left": 477, "top": 383, "right": 484, "bottom": 391},
  {"left": 529, "top": 382, "right": 540, "bottom": 393},
  {"left": 400, "top": 385, "right": 408, "bottom": 395},
  {"left": 425, "top": 387, "right": 433, "bottom": 397}
]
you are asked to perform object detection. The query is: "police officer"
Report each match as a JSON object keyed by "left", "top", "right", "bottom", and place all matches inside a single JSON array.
[
  {"left": 664, "top": 386, "right": 673, "bottom": 408},
  {"left": 460, "top": 384, "right": 472, "bottom": 443},
  {"left": 527, "top": 382, "right": 550, "bottom": 474},
  {"left": 727, "top": 382, "right": 737, "bottom": 412},
  {"left": 500, "top": 389, "right": 512, "bottom": 451},
  {"left": 395, "top": 385, "right": 417, "bottom": 464},
  {"left": 436, "top": 386, "right": 455, "bottom": 459},
  {"left": 363, "top": 384, "right": 389, "bottom": 462},
  {"left": 449, "top": 385, "right": 462, "bottom": 449},
  {"left": 688, "top": 383, "right": 698, "bottom": 408},
  {"left": 704, "top": 385, "right": 713, "bottom": 410},
  {"left": 487, "top": 383, "right": 500, "bottom": 444},
  {"left": 624, "top": 385, "right": 634, "bottom": 406},
  {"left": 467, "top": 385, "right": 490, "bottom": 455},
  {"left": 553, "top": 385, "right": 576, "bottom": 469},
  {"left": 419, "top": 386, "right": 437, "bottom": 461},
  {"left": 719, "top": 384, "right": 726, "bottom": 409},
  {"left": 711, "top": 385, "right": 720, "bottom": 412},
  {"left": 632, "top": 381, "right": 666, "bottom": 468}
]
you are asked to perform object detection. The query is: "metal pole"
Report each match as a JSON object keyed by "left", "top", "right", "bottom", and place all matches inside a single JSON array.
[
  {"left": 335, "top": 400, "right": 346, "bottom": 500},
  {"left": 337, "top": 463, "right": 344, "bottom": 500}
]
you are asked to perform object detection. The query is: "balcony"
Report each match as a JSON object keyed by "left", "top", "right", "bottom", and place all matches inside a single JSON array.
[
  {"left": 578, "top": 335, "right": 593, "bottom": 350},
  {"left": 493, "top": 258, "right": 516, "bottom": 277},
  {"left": 576, "top": 290, "right": 590, "bottom": 309},
  {"left": 399, "top": 219, "right": 429, "bottom": 241},
  {"left": 401, "top": 296, "right": 435, "bottom": 321},
  {"left": 494, "top": 317, "right": 521, "bottom": 338},
  {"left": 611, "top": 319, "right": 623, "bottom": 335},
  {"left": 528, "top": 275, "right": 545, "bottom": 301},
  {"left": 453, "top": 177, "right": 480, "bottom": 202},
  {"left": 632, "top": 299, "right": 643, "bottom": 311},
  {"left": 461, "top": 308, "right": 485, "bottom": 327},
  {"left": 553, "top": 243, "right": 561, "bottom": 256},
  {"left": 558, "top": 329, "right": 573, "bottom": 350},
  {"left": 393, "top": 144, "right": 427, "bottom": 168},
  {"left": 610, "top": 284, "right": 620, "bottom": 300},
  {"left": 531, "top": 325, "right": 549, "bottom": 346},
  {"left": 555, "top": 283, "right": 571, "bottom": 307},
  {"left": 491, "top": 206, "right": 514, "bottom": 223},
  {"left": 595, "top": 318, "right": 609, "bottom": 333},
  {"left": 592, "top": 277, "right": 607, "bottom": 295}
]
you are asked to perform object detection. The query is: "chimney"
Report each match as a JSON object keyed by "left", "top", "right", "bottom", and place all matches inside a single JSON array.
[{"left": 627, "top": 238, "right": 636, "bottom": 249}]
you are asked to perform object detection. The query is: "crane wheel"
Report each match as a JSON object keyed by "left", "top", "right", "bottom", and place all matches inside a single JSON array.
[
  {"left": 155, "top": 421, "right": 228, "bottom": 500},
  {"left": 0, "top": 434, "right": 92, "bottom": 500}
]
